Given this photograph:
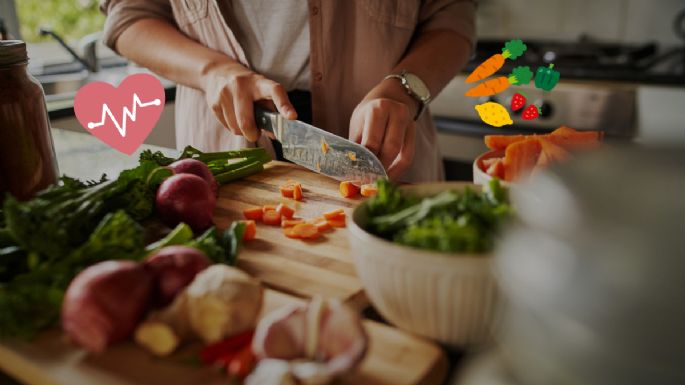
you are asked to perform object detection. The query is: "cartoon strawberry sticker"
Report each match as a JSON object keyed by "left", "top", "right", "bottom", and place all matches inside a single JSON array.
[
  {"left": 522, "top": 104, "right": 540, "bottom": 120},
  {"left": 511, "top": 93, "right": 526, "bottom": 111}
]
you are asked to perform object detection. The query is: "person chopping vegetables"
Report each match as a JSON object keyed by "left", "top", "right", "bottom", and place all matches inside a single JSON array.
[{"left": 100, "top": 1, "right": 476, "bottom": 181}]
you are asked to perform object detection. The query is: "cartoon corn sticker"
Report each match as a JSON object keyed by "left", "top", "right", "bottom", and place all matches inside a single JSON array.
[
  {"left": 475, "top": 102, "right": 513, "bottom": 127},
  {"left": 535, "top": 64, "right": 560, "bottom": 91},
  {"left": 465, "top": 66, "right": 533, "bottom": 97},
  {"left": 465, "top": 39, "right": 528, "bottom": 83}
]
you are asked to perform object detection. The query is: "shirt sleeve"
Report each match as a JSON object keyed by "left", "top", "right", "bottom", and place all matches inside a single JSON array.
[
  {"left": 417, "top": 0, "right": 477, "bottom": 50},
  {"left": 99, "top": 0, "right": 175, "bottom": 52}
]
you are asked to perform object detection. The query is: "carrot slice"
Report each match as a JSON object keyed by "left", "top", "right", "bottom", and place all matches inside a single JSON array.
[
  {"left": 292, "top": 183, "right": 303, "bottom": 201},
  {"left": 291, "top": 223, "right": 320, "bottom": 239},
  {"left": 502, "top": 138, "right": 542, "bottom": 182},
  {"left": 327, "top": 217, "right": 346, "bottom": 228},
  {"left": 323, "top": 208, "right": 345, "bottom": 220},
  {"left": 283, "top": 226, "right": 299, "bottom": 239},
  {"left": 321, "top": 139, "right": 329, "bottom": 155},
  {"left": 360, "top": 184, "right": 378, "bottom": 197},
  {"left": 276, "top": 203, "right": 295, "bottom": 219},
  {"left": 243, "top": 207, "right": 263, "bottom": 221},
  {"left": 311, "top": 217, "right": 332, "bottom": 232},
  {"left": 262, "top": 210, "right": 282, "bottom": 226},
  {"left": 241, "top": 220, "right": 257, "bottom": 241},
  {"left": 339, "top": 181, "right": 360, "bottom": 198},
  {"left": 262, "top": 205, "right": 277, "bottom": 213},
  {"left": 281, "top": 219, "right": 304, "bottom": 228},
  {"left": 484, "top": 134, "right": 527, "bottom": 151},
  {"left": 279, "top": 184, "right": 294, "bottom": 198}
]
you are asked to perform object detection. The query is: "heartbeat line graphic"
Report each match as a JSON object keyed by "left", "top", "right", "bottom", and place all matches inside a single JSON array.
[{"left": 87, "top": 93, "right": 161, "bottom": 138}]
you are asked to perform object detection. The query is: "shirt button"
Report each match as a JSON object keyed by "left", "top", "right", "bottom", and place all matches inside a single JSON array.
[
  {"left": 314, "top": 72, "right": 323, "bottom": 82},
  {"left": 312, "top": 6, "right": 319, "bottom": 15}
]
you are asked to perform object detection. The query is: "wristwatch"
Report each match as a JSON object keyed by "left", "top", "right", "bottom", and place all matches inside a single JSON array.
[{"left": 384, "top": 71, "right": 431, "bottom": 120}]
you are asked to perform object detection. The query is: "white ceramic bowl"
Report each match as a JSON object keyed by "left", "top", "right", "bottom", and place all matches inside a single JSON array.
[
  {"left": 473, "top": 150, "right": 505, "bottom": 186},
  {"left": 348, "top": 182, "right": 499, "bottom": 347}
]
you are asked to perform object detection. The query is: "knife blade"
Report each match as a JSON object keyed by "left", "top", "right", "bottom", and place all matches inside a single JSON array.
[{"left": 254, "top": 107, "right": 388, "bottom": 184}]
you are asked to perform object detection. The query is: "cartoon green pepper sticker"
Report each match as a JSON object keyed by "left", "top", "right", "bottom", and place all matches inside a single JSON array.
[{"left": 535, "top": 64, "right": 560, "bottom": 91}]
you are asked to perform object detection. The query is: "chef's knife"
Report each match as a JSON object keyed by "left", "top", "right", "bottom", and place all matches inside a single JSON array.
[{"left": 254, "top": 107, "right": 388, "bottom": 184}]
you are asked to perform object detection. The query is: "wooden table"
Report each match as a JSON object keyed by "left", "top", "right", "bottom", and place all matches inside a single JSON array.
[{"left": 0, "top": 129, "right": 448, "bottom": 385}]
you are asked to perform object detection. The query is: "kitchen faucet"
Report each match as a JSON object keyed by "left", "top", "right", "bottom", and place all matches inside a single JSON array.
[{"left": 39, "top": 27, "right": 99, "bottom": 72}]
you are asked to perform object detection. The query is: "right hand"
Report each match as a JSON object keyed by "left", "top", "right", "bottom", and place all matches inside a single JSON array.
[{"left": 201, "top": 62, "right": 297, "bottom": 142}]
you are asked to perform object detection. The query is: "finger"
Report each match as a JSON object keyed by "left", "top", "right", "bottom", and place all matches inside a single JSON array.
[
  {"left": 220, "top": 90, "right": 241, "bottom": 136},
  {"left": 348, "top": 109, "right": 364, "bottom": 144},
  {"left": 388, "top": 121, "right": 416, "bottom": 180},
  {"left": 361, "top": 105, "right": 387, "bottom": 156},
  {"left": 212, "top": 104, "right": 229, "bottom": 129},
  {"left": 256, "top": 80, "right": 297, "bottom": 120},
  {"left": 378, "top": 107, "right": 408, "bottom": 168},
  {"left": 234, "top": 92, "right": 260, "bottom": 142}
]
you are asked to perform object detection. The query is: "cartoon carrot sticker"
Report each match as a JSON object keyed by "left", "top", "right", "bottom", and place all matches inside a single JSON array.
[
  {"left": 465, "top": 66, "right": 533, "bottom": 97},
  {"left": 465, "top": 39, "right": 528, "bottom": 83}
]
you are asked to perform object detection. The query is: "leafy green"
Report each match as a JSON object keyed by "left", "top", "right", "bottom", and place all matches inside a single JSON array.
[
  {"left": 365, "top": 179, "right": 512, "bottom": 254},
  {"left": 0, "top": 145, "right": 261, "bottom": 339}
]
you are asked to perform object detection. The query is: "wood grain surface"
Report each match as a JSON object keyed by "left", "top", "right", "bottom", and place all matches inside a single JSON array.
[
  {"left": 0, "top": 290, "right": 447, "bottom": 385},
  {"left": 213, "top": 161, "right": 369, "bottom": 307}
]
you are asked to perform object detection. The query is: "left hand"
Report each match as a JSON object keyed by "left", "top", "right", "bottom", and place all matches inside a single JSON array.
[{"left": 349, "top": 79, "right": 418, "bottom": 180}]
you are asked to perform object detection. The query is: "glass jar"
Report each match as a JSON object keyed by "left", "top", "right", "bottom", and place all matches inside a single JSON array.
[{"left": 0, "top": 40, "right": 59, "bottom": 202}]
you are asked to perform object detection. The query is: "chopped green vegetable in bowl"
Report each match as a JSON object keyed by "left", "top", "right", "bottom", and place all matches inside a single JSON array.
[{"left": 364, "top": 178, "right": 512, "bottom": 254}]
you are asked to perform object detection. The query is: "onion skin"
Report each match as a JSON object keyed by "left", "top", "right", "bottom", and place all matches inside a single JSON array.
[
  {"left": 145, "top": 246, "right": 211, "bottom": 306},
  {"left": 155, "top": 174, "right": 216, "bottom": 232},
  {"left": 168, "top": 159, "right": 218, "bottom": 196},
  {"left": 61, "top": 260, "right": 154, "bottom": 353}
]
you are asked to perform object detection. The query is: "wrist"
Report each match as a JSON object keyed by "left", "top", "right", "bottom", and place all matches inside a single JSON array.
[
  {"left": 370, "top": 77, "right": 421, "bottom": 118},
  {"left": 199, "top": 59, "right": 245, "bottom": 90}
]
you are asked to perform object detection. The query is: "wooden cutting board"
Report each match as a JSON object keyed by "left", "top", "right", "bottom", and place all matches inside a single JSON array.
[
  {"left": 0, "top": 290, "right": 447, "bottom": 385},
  {"left": 213, "top": 161, "right": 369, "bottom": 308}
]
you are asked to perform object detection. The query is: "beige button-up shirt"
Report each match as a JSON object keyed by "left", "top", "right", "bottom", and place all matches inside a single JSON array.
[{"left": 100, "top": 0, "right": 476, "bottom": 182}]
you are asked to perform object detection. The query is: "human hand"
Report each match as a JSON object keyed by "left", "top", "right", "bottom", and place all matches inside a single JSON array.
[
  {"left": 201, "top": 62, "right": 297, "bottom": 142},
  {"left": 349, "top": 79, "right": 418, "bottom": 180}
]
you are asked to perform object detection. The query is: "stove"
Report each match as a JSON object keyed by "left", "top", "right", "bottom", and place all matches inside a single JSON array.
[{"left": 432, "top": 38, "right": 685, "bottom": 179}]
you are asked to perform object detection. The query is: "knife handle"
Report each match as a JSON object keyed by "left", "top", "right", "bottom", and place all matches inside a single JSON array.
[{"left": 254, "top": 106, "right": 278, "bottom": 135}]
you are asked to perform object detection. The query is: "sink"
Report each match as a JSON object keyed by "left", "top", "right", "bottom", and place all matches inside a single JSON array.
[{"left": 36, "top": 66, "right": 131, "bottom": 102}]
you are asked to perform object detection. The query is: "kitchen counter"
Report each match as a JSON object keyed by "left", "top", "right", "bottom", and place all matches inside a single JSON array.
[{"left": 2, "top": 128, "right": 457, "bottom": 385}]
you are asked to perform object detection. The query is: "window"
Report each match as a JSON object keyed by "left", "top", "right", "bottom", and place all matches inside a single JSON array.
[
  {"left": 16, "top": 0, "right": 104, "bottom": 43},
  {"left": 2, "top": 0, "right": 119, "bottom": 73}
]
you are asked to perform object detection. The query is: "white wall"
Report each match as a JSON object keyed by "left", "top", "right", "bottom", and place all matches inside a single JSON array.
[{"left": 477, "top": 0, "right": 685, "bottom": 48}]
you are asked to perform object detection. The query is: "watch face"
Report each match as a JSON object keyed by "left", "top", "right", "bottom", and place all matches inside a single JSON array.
[{"left": 405, "top": 73, "right": 430, "bottom": 101}]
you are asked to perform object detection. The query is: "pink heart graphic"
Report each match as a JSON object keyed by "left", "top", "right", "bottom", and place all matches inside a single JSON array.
[{"left": 74, "top": 73, "right": 165, "bottom": 155}]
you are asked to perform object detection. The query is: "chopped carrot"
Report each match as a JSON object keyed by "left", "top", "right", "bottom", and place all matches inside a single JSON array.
[
  {"left": 262, "top": 210, "right": 282, "bottom": 226},
  {"left": 281, "top": 219, "right": 305, "bottom": 228},
  {"left": 323, "top": 208, "right": 345, "bottom": 220},
  {"left": 279, "top": 184, "right": 294, "bottom": 198},
  {"left": 321, "top": 138, "right": 329, "bottom": 154},
  {"left": 276, "top": 203, "right": 295, "bottom": 219},
  {"left": 243, "top": 207, "right": 263, "bottom": 221},
  {"left": 360, "top": 184, "right": 378, "bottom": 197},
  {"left": 283, "top": 226, "right": 299, "bottom": 238},
  {"left": 291, "top": 223, "right": 320, "bottom": 239},
  {"left": 339, "top": 181, "right": 360, "bottom": 198},
  {"left": 347, "top": 151, "right": 357, "bottom": 161},
  {"left": 241, "top": 220, "right": 257, "bottom": 241},
  {"left": 292, "top": 183, "right": 303, "bottom": 201},
  {"left": 262, "top": 205, "right": 277, "bottom": 213},
  {"left": 311, "top": 217, "right": 332, "bottom": 232},
  {"left": 327, "top": 217, "right": 346, "bottom": 228}
]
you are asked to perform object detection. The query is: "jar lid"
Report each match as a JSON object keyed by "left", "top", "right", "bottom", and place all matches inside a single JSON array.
[{"left": 0, "top": 40, "right": 28, "bottom": 67}]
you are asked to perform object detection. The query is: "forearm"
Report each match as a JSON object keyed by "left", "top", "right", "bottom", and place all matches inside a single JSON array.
[
  {"left": 115, "top": 18, "right": 239, "bottom": 90},
  {"left": 394, "top": 29, "right": 471, "bottom": 97}
]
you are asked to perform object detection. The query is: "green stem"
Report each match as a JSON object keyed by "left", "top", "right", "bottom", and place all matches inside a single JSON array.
[{"left": 214, "top": 161, "right": 265, "bottom": 185}]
